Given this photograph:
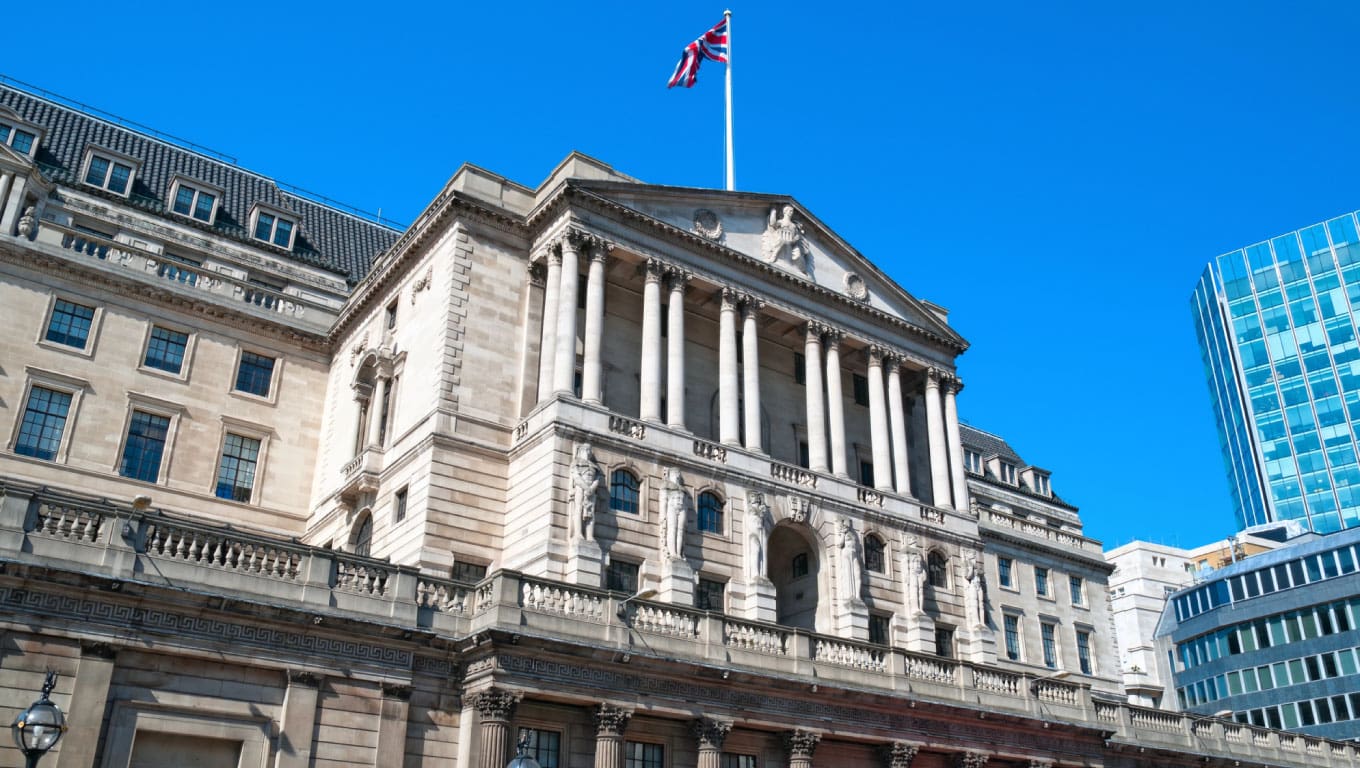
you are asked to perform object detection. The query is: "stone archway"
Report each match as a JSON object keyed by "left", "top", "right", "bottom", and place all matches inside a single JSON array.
[{"left": 768, "top": 523, "right": 820, "bottom": 631}]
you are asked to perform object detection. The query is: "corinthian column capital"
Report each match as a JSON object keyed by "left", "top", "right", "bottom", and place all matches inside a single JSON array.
[
  {"left": 879, "top": 741, "right": 922, "bottom": 768},
  {"left": 691, "top": 717, "right": 733, "bottom": 750},
  {"left": 540, "top": 241, "right": 563, "bottom": 267},
  {"left": 783, "top": 729, "right": 821, "bottom": 760},
  {"left": 867, "top": 345, "right": 886, "bottom": 366},
  {"left": 642, "top": 258, "right": 666, "bottom": 283},
  {"left": 593, "top": 703, "right": 633, "bottom": 737},
  {"left": 470, "top": 687, "right": 520, "bottom": 722},
  {"left": 719, "top": 285, "right": 741, "bottom": 310},
  {"left": 954, "top": 751, "right": 990, "bottom": 768},
  {"left": 925, "top": 367, "right": 944, "bottom": 390}
]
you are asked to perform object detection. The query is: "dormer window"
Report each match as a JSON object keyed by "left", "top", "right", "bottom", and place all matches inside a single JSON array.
[
  {"left": 81, "top": 148, "right": 139, "bottom": 196},
  {"left": 0, "top": 120, "right": 37, "bottom": 156},
  {"left": 1035, "top": 473, "right": 1051, "bottom": 496},
  {"left": 169, "top": 178, "right": 221, "bottom": 224},
  {"left": 250, "top": 205, "right": 297, "bottom": 250},
  {"left": 1000, "top": 462, "right": 1017, "bottom": 485},
  {"left": 965, "top": 450, "right": 983, "bottom": 473}
]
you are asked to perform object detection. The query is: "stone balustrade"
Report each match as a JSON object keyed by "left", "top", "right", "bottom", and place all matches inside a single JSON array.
[
  {"left": 4, "top": 478, "right": 1360, "bottom": 768},
  {"left": 982, "top": 508, "right": 1103, "bottom": 554}
]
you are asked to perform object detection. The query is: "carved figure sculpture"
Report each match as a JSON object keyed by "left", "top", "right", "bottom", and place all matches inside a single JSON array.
[
  {"left": 837, "top": 517, "right": 863, "bottom": 604},
  {"left": 660, "top": 467, "right": 690, "bottom": 559},
  {"left": 760, "top": 205, "right": 810, "bottom": 273},
  {"left": 745, "top": 491, "right": 771, "bottom": 582},
  {"left": 964, "top": 552, "right": 987, "bottom": 628},
  {"left": 16, "top": 206, "right": 35, "bottom": 238},
  {"left": 570, "top": 443, "right": 602, "bottom": 542},
  {"left": 903, "top": 536, "right": 926, "bottom": 616}
]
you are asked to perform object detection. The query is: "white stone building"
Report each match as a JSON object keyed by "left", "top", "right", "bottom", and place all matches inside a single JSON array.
[{"left": 0, "top": 80, "right": 1346, "bottom": 768}]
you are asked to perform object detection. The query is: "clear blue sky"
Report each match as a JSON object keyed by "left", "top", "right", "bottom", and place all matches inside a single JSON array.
[{"left": 14, "top": 1, "right": 1360, "bottom": 550}]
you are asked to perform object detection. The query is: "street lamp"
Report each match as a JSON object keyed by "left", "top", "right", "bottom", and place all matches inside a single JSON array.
[
  {"left": 10, "top": 671, "right": 66, "bottom": 768},
  {"left": 506, "top": 732, "right": 541, "bottom": 768}
]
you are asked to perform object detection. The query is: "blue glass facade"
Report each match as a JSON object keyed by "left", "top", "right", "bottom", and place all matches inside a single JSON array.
[{"left": 1193, "top": 212, "right": 1360, "bottom": 534}]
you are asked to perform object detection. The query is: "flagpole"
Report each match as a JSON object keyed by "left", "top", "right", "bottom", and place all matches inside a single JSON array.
[{"left": 724, "top": 8, "right": 734, "bottom": 191}]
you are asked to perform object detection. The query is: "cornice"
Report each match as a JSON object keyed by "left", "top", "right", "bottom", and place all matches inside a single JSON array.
[
  {"left": 557, "top": 183, "right": 968, "bottom": 356},
  {"left": 978, "top": 525, "right": 1112, "bottom": 572}
]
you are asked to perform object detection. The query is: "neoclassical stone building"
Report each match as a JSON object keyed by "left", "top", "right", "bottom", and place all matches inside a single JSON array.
[{"left": 0, "top": 79, "right": 1347, "bottom": 768}]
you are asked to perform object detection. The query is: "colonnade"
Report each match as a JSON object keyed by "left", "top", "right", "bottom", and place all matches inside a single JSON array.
[{"left": 530, "top": 229, "right": 969, "bottom": 510}]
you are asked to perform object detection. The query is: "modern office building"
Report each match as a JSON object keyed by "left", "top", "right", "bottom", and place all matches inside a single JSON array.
[
  {"left": 1192, "top": 212, "right": 1360, "bottom": 534},
  {"left": 0, "top": 76, "right": 1349, "bottom": 767},
  {"left": 1160, "top": 525, "right": 1360, "bottom": 740}
]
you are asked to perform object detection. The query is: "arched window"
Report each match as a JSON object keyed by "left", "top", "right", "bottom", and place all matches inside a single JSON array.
[
  {"left": 927, "top": 550, "right": 948, "bottom": 588},
  {"left": 697, "top": 491, "right": 724, "bottom": 534},
  {"left": 352, "top": 513, "right": 373, "bottom": 557},
  {"left": 865, "top": 534, "right": 886, "bottom": 574},
  {"left": 609, "top": 469, "right": 640, "bottom": 514}
]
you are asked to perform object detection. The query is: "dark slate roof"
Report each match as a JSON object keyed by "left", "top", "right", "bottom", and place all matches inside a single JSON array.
[
  {"left": 960, "top": 424, "right": 1024, "bottom": 464},
  {"left": 0, "top": 82, "right": 399, "bottom": 283}
]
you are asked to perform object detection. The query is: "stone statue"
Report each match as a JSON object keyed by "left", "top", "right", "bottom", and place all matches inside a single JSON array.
[
  {"left": 745, "top": 491, "right": 771, "bottom": 582},
  {"left": 660, "top": 467, "right": 690, "bottom": 559},
  {"left": 16, "top": 206, "right": 35, "bottom": 238},
  {"left": 569, "top": 443, "right": 602, "bottom": 542},
  {"left": 836, "top": 517, "right": 863, "bottom": 604},
  {"left": 903, "top": 536, "right": 926, "bottom": 616},
  {"left": 964, "top": 552, "right": 987, "bottom": 628},
  {"left": 760, "top": 204, "right": 811, "bottom": 274}
]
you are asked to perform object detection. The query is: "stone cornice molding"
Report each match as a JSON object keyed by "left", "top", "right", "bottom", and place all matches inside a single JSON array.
[
  {"left": 783, "top": 729, "right": 821, "bottom": 759},
  {"left": 594, "top": 702, "right": 633, "bottom": 737},
  {"left": 692, "top": 717, "right": 733, "bottom": 750},
  {"left": 880, "top": 741, "right": 922, "bottom": 768},
  {"left": 553, "top": 183, "right": 969, "bottom": 355}
]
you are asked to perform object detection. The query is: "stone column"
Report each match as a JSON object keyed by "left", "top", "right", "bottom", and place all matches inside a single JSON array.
[
  {"left": 553, "top": 233, "right": 584, "bottom": 394},
  {"left": 270, "top": 671, "right": 321, "bottom": 768},
  {"left": 886, "top": 356, "right": 912, "bottom": 497},
  {"left": 375, "top": 684, "right": 412, "bottom": 766},
  {"left": 824, "top": 331, "right": 848, "bottom": 477},
  {"left": 867, "top": 347, "right": 892, "bottom": 491},
  {"left": 741, "top": 298, "right": 763, "bottom": 452},
  {"left": 693, "top": 717, "right": 733, "bottom": 768},
  {"left": 639, "top": 260, "right": 665, "bottom": 422},
  {"left": 520, "top": 262, "right": 548, "bottom": 417},
  {"left": 944, "top": 376, "right": 969, "bottom": 514},
  {"left": 581, "top": 241, "right": 609, "bottom": 404},
  {"left": 804, "top": 323, "right": 828, "bottom": 473},
  {"left": 56, "top": 642, "right": 118, "bottom": 768},
  {"left": 537, "top": 245, "right": 562, "bottom": 400},
  {"left": 365, "top": 375, "right": 389, "bottom": 447},
  {"left": 924, "top": 368, "right": 951, "bottom": 509},
  {"left": 0, "top": 173, "right": 13, "bottom": 231},
  {"left": 593, "top": 703, "right": 633, "bottom": 768},
  {"left": 472, "top": 687, "right": 520, "bottom": 768},
  {"left": 954, "top": 752, "right": 990, "bottom": 768},
  {"left": 878, "top": 741, "right": 921, "bottom": 768},
  {"left": 783, "top": 730, "right": 821, "bottom": 768},
  {"left": 667, "top": 269, "right": 689, "bottom": 428},
  {"left": 719, "top": 287, "right": 741, "bottom": 445}
]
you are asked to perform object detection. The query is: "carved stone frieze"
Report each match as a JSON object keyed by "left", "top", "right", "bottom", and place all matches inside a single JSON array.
[
  {"left": 762, "top": 204, "right": 812, "bottom": 274},
  {"left": 691, "top": 717, "right": 732, "bottom": 750},
  {"left": 411, "top": 265, "right": 433, "bottom": 298},
  {"left": 880, "top": 741, "right": 921, "bottom": 768},
  {"left": 594, "top": 702, "right": 633, "bottom": 737},
  {"left": 470, "top": 687, "right": 520, "bottom": 721},
  {"left": 783, "top": 729, "right": 821, "bottom": 759}
]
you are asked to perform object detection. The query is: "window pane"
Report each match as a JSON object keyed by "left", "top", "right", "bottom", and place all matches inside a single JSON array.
[
  {"left": 215, "top": 433, "right": 261, "bottom": 502},
  {"left": 273, "top": 218, "right": 293, "bottom": 247},
  {"left": 144, "top": 326, "right": 189, "bottom": 374},
  {"left": 85, "top": 156, "right": 109, "bottom": 186},
  {"left": 108, "top": 163, "right": 131, "bottom": 194},
  {"left": 1004, "top": 615, "right": 1021, "bottom": 660},
  {"left": 12, "top": 130, "right": 33, "bottom": 154},
  {"left": 235, "top": 351, "right": 276, "bottom": 397},
  {"left": 15, "top": 386, "right": 72, "bottom": 460},
  {"left": 865, "top": 535, "right": 885, "bottom": 573},
  {"left": 697, "top": 578, "right": 725, "bottom": 612},
  {"left": 998, "top": 557, "right": 1012, "bottom": 587},
  {"left": 173, "top": 185, "right": 195, "bottom": 216},
  {"left": 609, "top": 470, "right": 640, "bottom": 514},
  {"left": 46, "top": 299, "right": 95, "bottom": 348},
  {"left": 1041, "top": 623, "right": 1057, "bottom": 668},
  {"left": 520, "top": 729, "right": 560, "bottom": 768},
  {"left": 697, "top": 491, "right": 723, "bottom": 533},
  {"left": 194, "top": 192, "right": 215, "bottom": 222},
  {"left": 119, "top": 411, "right": 170, "bottom": 483},
  {"left": 254, "top": 212, "right": 275, "bottom": 241}
]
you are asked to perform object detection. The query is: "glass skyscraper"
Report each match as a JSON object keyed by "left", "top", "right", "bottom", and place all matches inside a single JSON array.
[{"left": 1193, "top": 211, "right": 1360, "bottom": 535}]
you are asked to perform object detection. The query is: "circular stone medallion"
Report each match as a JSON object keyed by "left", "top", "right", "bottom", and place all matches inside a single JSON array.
[
  {"left": 692, "top": 209, "right": 724, "bottom": 241},
  {"left": 843, "top": 272, "right": 869, "bottom": 301}
]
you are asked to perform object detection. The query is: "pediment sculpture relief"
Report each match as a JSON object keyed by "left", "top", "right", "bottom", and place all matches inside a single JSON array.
[{"left": 761, "top": 205, "right": 812, "bottom": 276}]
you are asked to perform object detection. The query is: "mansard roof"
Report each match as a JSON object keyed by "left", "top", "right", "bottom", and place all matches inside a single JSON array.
[
  {"left": 0, "top": 81, "right": 399, "bottom": 283},
  {"left": 961, "top": 424, "right": 1024, "bottom": 463}
]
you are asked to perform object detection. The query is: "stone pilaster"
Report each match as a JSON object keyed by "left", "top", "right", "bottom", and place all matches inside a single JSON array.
[
  {"left": 56, "top": 642, "right": 119, "bottom": 768},
  {"left": 783, "top": 729, "right": 821, "bottom": 768},
  {"left": 376, "top": 683, "right": 413, "bottom": 766},
  {"left": 879, "top": 740, "right": 922, "bottom": 768},
  {"left": 537, "top": 244, "right": 562, "bottom": 400},
  {"left": 692, "top": 717, "right": 733, "bottom": 768},
  {"left": 593, "top": 703, "right": 633, "bottom": 768},
  {"left": 472, "top": 687, "right": 520, "bottom": 768}
]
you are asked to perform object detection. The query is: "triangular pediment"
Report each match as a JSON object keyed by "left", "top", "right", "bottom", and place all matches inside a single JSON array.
[{"left": 572, "top": 180, "right": 964, "bottom": 348}]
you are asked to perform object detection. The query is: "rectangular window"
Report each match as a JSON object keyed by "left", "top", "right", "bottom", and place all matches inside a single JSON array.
[
  {"left": 793, "top": 352, "right": 806, "bottom": 385},
  {"left": 1041, "top": 622, "right": 1058, "bottom": 668},
  {"left": 14, "top": 386, "right": 72, "bottom": 461},
  {"left": 119, "top": 410, "right": 170, "bottom": 483},
  {"left": 215, "top": 433, "right": 261, "bottom": 503},
  {"left": 394, "top": 487, "right": 408, "bottom": 523},
  {"left": 965, "top": 449, "right": 983, "bottom": 473},
  {"left": 607, "top": 560, "right": 639, "bottom": 593},
  {"left": 385, "top": 301, "right": 398, "bottom": 330},
  {"left": 869, "top": 613, "right": 891, "bottom": 645},
  {"left": 46, "top": 299, "right": 96, "bottom": 349},
  {"left": 171, "top": 181, "right": 217, "bottom": 223},
  {"left": 252, "top": 209, "right": 296, "bottom": 248},
  {"left": 721, "top": 756, "right": 757, "bottom": 768},
  {"left": 859, "top": 460, "right": 874, "bottom": 487},
  {"left": 518, "top": 729, "right": 560, "bottom": 768},
  {"left": 935, "top": 626, "right": 955, "bottom": 658},
  {"left": 1069, "top": 575, "right": 1084, "bottom": 606},
  {"left": 234, "top": 351, "right": 276, "bottom": 397},
  {"left": 1035, "top": 567, "right": 1050, "bottom": 597},
  {"left": 697, "top": 578, "right": 726, "bottom": 613},
  {"left": 1004, "top": 614, "right": 1021, "bottom": 660},
  {"left": 451, "top": 560, "right": 488, "bottom": 582},
  {"left": 998, "top": 557, "right": 1013, "bottom": 588},
  {"left": 791, "top": 552, "right": 809, "bottom": 579},
  {"left": 1001, "top": 462, "right": 1017, "bottom": 484},
  {"left": 797, "top": 441, "right": 810, "bottom": 469},
  {"left": 144, "top": 326, "right": 189, "bottom": 374},
  {"left": 0, "top": 121, "right": 36, "bottom": 155},
  {"left": 624, "top": 742, "right": 663, "bottom": 768},
  {"left": 1076, "top": 630, "right": 1093, "bottom": 675},
  {"left": 852, "top": 373, "right": 869, "bottom": 406},
  {"left": 84, "top": 152, "right": 134, "bottom": 195}
]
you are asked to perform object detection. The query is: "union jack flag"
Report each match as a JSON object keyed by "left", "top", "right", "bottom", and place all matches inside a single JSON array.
[{"left": 667, "top": 18, "right": 729, "bottom": 89}]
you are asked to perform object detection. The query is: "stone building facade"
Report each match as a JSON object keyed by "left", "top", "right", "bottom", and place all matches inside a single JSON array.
[{"left": 0, "top": 80, "right": 1350, "bottom": 767}]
